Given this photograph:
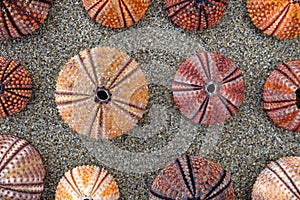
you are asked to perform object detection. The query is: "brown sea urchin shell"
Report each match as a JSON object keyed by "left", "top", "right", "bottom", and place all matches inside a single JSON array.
[
  {"left": 82, "top": 0, "right": 150, "bottom": 28},
  {"left": 149, "top": 155, "right": 235, "bottom": 199},
  {"left": 263, "top": 60, "right": 300, "bottom": 132},
  {"left": 0, "top": 134, "right": 46, "bottom": 200},
  {"left": 0, "top": 0, "right": 51, "bottom": 40},
  {"left": 252, "top": 156, "right": 300, "bottom": 200},
  {"left": 172, "top": 52, "right": 244, "bottom": 125},
  {"left": 0, "top": 57, "right": 32, "bottom": 118},
  {"left": 55, "top": 165, "right": 120, "bottom": 200},
  {"left": 164, "top": 0, "right": 228, "bottom": 31},
  {"left": 247, "top": 0, "right": 300, "bottom": 38},
  {"left": 55, "top": 46, "right": 148, "bottom": 139}
]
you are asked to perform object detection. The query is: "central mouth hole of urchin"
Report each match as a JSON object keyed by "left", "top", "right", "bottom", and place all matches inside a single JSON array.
[
  {"left": 206, "top": 83, "right": 216, "bottom": 93},
  {"left": 95, "top": 87, "right": 111, "bottom": 103},
  {"left": 80, "top": 195, "right": 93, "bottom": 200},
  {"left": 295, "top": 88, "right": 300, "bottom": 109}
]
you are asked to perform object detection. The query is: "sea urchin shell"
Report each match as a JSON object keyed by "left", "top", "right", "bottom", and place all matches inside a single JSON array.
[
  {"left": 172, "top": 52, "right": 244, "bottom": 125},
  {"left": 252, "top": 156, "right": 300, "bottom": 200},
  {"left": 55, "top": 165, "right": 120, "bottom": 200},
  {"left": 263, "top": 60, "right": 300, "bottom": 132},
  {"left": 0, "top": 134, "right": 46, "bottom": 200},
  {"left": 0, "top": 0, "right": 52, "bottom": 40},
  {"left": 82, "top": 0, "right": 150, "bottom": 28},
  {"left": 164, "top": 0, "right": 229, "bottom": 31},
  {"left": 0, "top": 56, "right": 32, "bottom": 118},
  {"left": 55, "top": 46, "right": 148, "bottom": 139},
  {"left": 149, "top": 155, "right": 235, "bottom": 199},
  {"left": 247, "top": 0, "right": 300, "bottom": 38}
]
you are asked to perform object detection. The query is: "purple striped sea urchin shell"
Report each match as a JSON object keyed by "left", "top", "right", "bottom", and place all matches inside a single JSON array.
[
  {"left": 149, "top": 155, "right": 235, "bottom": 199},
  {"left": 0, "top": 134, "right": 46, "bottom": 200},
  {"left": 172, "top": 52, "right": 244, "bottom": 125}
]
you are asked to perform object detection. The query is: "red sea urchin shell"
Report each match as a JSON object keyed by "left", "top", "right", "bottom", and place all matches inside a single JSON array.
[
  {"left": 252, "top": 156, "right": 300, "bottom": 200},
  {"left": 55, "top": 46, "right": 148, "bottom": 139},
  {"left": 247, "top": 0, "right": 300, "bottom": 38},
  {"left": 0, "top": 0, "right": 52, "bottom": 40},
  {"left": 0, "top": 134, "right": 46, "bottom": 200},
  {"left": 149, "top": 155, "right": 235, "bottom": 199},
  {"left": 82, "top": 0, "right": 150, "bottom": 28},
  {"left": 55, "top": 165, "right": 120, "bottom": 200},
  {"left": 164, "top": 0, "right": 229, "bottom": 31},
  {"left": 263, "top": 60, "right": 300, "bottom": 132},
  {"left": 172, "top": 52, "right": 244, "bottom": 125}
]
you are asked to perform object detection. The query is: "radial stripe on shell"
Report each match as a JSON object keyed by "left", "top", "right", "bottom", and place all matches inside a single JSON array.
[
  {"left": 247, "top": 0, "right": 300, "bottom": 38},
  {"left": 0, "top": 0, "right": 51, "bottom": 40},
  {"left": 252, "top": 156, "right": 300, "bottom": 200},
  {"left": 149, "top": 155, "right": 235, "bottom": 200},
  {"left": 0, "top": 134, "right": 46, "bottom": 200},
  {"left": 172, "top": 52, "right": 244, "bottom": 125},
  {"left": 0, "top": 56, "right": 32, "bottom": 118},
  {"left": 164, "top": 0, "right": 229, "bottom": 31},
  {"left": 82, "top": 0, "right": 150, "bottom": 28},
  {"left": 263, "top": 60, "right": 300, "bottom": 132},
  {"left": 55, "top": 165, "right": 120, "bottom": 200},
  {"left": 55, "top": 46, "right": 149, "bottom": 139}
]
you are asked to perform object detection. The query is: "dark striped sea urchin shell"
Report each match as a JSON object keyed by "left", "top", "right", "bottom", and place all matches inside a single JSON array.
[
  {"left": 164, "top": 0, "right": 229, "bottom": 31},
  {"left": 172, "top": 52, "right": 244, "bottom": 125},
  {"left": 55, "top": 46, "right": 148, "bottom": 139},
  {"left": 0, "top": 0, "right": 52, "bottom": 40},
  {"left": 263, "top": 60, "right": 300, "bottom": 132},
  {"left": 149, "top": 155, "right": 235, "bottom": 200},
  {"left": 0, "top": 134, "right": 46, "bottom": 200},
  {"left": 252, "top": 156, "right": 300, "bottom": 200},
  {"left": 82, "top": 0, "right": 150, "bottom": 28},
  {"left": 0, "top": 56, "right": 32, "bottom": 118},
  {"left": 247, "top": 0, "right": 300, "bottom": 38}
]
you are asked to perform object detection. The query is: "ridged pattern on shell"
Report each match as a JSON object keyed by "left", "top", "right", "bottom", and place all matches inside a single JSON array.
[
  {"left": 82, "top": 0, "right": 150, "bottom": 28},
  {"left": 0, "top": 134, "right": 46, "bottom": 200},
  {"left": 55, "top": 165, "right": 120, "bottom": 200},
  {"left": 149, "top": 155, "right": 235, "bottom": 199},
  {"left": 55, "top": 46, "right": 148, "bottom": 139},
  {"left": 0, "top": 0, "right": 51, "bottom": 40},
  {"left": 263, "top": 60, "right": 300, "bottom": 132},
  {"left": 252, "top": 156, "right": 300, "bottom": 200},
  {"left": 0, "top": 57, "right": 32, "bottom": 118},
  {"left": 164, "top": 0, "right": 228, "bottom": 31},
  {"left": 247, "top": 0, "right": 300, "bottom": 38},
  {"left": 172, "top": 52, "right": 244, "bottom": 125}
]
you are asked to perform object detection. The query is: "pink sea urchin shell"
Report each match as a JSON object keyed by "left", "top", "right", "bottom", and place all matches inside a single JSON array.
[
  {"left": 149, "top": 155, "right": 235, "bottom": 199},
  {"left": 172, "top": 52, "right": 244, "bottom": 125},
  {"left": 0, "top": 134, "right": 46, "bottom": 200}
]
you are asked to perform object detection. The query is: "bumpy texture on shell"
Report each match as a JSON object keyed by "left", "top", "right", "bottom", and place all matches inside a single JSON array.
[
  {"left": 55, "top": 46, "right": 148, "bottom": 139},
  {"left": 252, "top": 156, "right": 300, "bottom": 199},
  {"left": 172, "top": 51, "right": 244, "bottom": 125},
  {"left": 247, "top": 0, "right": 300, "bottom": 38},
  {"left": 82, "top": 0, "right": 150, "bottom": 28},
  {"left": 55, "top": 165, "right": 120, "bottom": 200},
  {"left": 164, "top": 0, "right": 228, "bottom": 31},
  {"left": 149, "top": 155, "right": 235, "bottom": 199},
  {"left": 0, "top": 56, "right": 32, "bottom": 118},
  {"left": 0, "top": 0, "right": 52, "bottom": 40},
  {"left": 263, "top": 60, "right": 300, "bottom": 132},
  {"left": 0, "top": 134, "right": 46, "bottom": 200}
]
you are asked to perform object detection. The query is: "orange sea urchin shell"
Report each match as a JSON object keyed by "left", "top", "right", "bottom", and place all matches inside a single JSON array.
[
  {"left": 172, "top": 52, "right": 244, "bottom": 125},
  {"left": 55, "top": 46, "right": 148, "bottom": 139},
  {"left": 252, "top": 156, "right": 300, "bottom": 200},
  {"left": 0, "top": 134, "right": 46, "bottom": 200},
  {"left": 55, "top": 165, "right": 120, "bottom": 200},
  {"left": 247, "top": 0, "right": 300, "bottom": 38},
  {"left": 82, "top": 0, "right": 150, "bottom": 28},
  {"left": 164, "top": 0, "right": 229, "bottom": 31},
  {"left": 263, "top": 60, "right": 300, "bottom": 132},
  {"left": 0, "top": 0, "right": 52, "bottom": 40},
  {"left": 0, "top": 56, "right": 32, "bottom": 118},
  {"left": 149, "top": 155, "right": 235, "bottom": 199}
]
